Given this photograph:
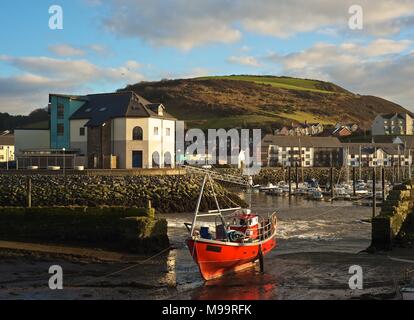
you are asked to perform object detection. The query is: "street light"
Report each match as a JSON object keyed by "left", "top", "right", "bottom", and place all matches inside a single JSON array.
[
  {"left": 62, "top": 148, "right": 66, "bottom": 176},
  {"left": 101, "top": 123, "right": 106, "bottom": 169},
  {"left": 6, "top": 146, "right": 9, "bottom": 171}
]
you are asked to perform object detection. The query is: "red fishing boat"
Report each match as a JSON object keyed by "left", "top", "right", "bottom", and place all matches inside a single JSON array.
[{"left": 185, "top": 173, "right": 278, "bottom": 281}]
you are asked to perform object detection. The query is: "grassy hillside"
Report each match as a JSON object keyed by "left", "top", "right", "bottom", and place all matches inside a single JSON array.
[
  {"left": 122, "top": 75, "right": 408, "bottom": 131},
  {"left": 196, "top": 75, "right": 349, "bottom": 94}
]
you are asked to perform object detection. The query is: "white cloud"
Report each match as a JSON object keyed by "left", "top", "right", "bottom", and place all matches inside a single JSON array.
[
  {"left": 0, "top": 56, "right": 144, "bottom": 114},
  {"left": 48, "top": 44, "right": 86, "bottom": 57},
  {"left": 96, "top": 0, "right": 414, "bottom": 49},
  {"left": 227, "top": 55, "right": 261, "bottom": 67},
  {"left": 48, "top": 43, "right": 112, "bottom": 57}
]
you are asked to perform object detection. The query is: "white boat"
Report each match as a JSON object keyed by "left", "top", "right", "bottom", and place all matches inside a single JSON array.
[
  {"left": 266, "top": 187, "right": 284, "bottom": 196},
  {"left": 401, "top": 284, "right": 414, "bottom": 300},
  {"left": 334, "top": 187, "right": 351, "bottom": 199},
  {"left": 355, "top": 185, "right": 368, "bottom": 195},
  {"left": 259, "top": 183, "right": 278, "bottom": 192}
]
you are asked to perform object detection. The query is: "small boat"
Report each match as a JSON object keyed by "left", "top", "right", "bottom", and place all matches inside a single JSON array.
[
  {"left": 334, "top": 187, "right": 351, "bottom": 200},
  {"left": 308, "top": 190, "right": 324, "bottom": 201},
  {"left": 259, "top": 183, "right": 278, "bottom": 192},
  {"left": 400, "top": 284, "right": 414, "bottom": 300},
  {"left": 186, "top": 174, "right": 278, "bottom": 281},
  {"left": 265, "top": 187, "right": 283, "bottom": 196}
]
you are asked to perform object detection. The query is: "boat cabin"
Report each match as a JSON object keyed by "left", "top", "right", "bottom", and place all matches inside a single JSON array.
[{"left": 229, "top": 209, "right": 260, "bottom": 240}]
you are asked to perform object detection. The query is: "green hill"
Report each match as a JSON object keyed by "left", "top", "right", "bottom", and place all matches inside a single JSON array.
[
  {"left": 195, "top": 75, "right": 349, "bottom": 94},
  {"left": 122, "top": 75, "right": 408, "bottom": 131}
]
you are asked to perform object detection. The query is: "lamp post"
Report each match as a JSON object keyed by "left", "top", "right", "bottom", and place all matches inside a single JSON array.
[
  {"left": 62, "top": 148, "right": 66, "bottom": 176},
  {"left": 101, "top": 123, "right": 106, "bottom": 169},
  {"left": 6, "top": 146, "right": 9, "bottom": 171}
]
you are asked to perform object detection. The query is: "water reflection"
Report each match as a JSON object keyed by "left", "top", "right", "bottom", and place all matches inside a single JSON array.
[{"left": 191, "top": 269, "right": 278, "bottom": 300}]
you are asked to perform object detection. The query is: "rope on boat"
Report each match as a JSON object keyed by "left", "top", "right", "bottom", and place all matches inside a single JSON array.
[{"left": 69, "top": 245, "right": 174, "bottom": 288}]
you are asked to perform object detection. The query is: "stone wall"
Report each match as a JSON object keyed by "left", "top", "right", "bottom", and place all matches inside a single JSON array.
[
  {"left": 0, "top": 206, "right": 168, "bottom": 253},
  {"left": 0, "top": 174, "right": 246, "bottom": 213},
  {"left": 371, "top": 182, "right": 414, "bottom": 250}
]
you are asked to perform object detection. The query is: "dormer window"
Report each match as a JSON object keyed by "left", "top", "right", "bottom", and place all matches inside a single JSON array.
[
  {"left": 99, "top": 107, "right": 107, "bottom": 112},
  {"left": 85, "top": 108, "right": 92, "bottom": 113}
]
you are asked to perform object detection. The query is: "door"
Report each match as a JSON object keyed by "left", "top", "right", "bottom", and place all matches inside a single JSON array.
[{"left": 132, "top": 151, "right": 143, "bottom": 168}]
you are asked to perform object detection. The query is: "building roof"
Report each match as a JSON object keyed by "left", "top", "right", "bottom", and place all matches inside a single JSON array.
[
  {"left": 342, "top": 142, "right": 402, "bottom": 155},
  {"left": 380, "top": 113, "right": 406, "bottom": 120},
  {"left": 0, "top": 134, "right": 14, "bottom": 146},
  {"left": 70, "top": 91, "right": 176, "bottom": 127},
  {"left": 262, "top": 135, "right": 342, "bottom": 148},
  {"left": 394, "top": 136, "right": 414, "bottom": 149}
]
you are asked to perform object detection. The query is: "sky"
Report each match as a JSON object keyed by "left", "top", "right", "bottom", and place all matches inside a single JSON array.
[{"left": 0, "top": 0, "right": 414, "bottom": 115}]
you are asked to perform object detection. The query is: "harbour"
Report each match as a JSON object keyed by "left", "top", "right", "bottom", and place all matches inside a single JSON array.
[{"left": 1, "top": 191, "right": 413, "bottom": 300}]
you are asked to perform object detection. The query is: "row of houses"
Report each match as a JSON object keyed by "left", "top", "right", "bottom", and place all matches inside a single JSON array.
[
  {"left": 262, "top": 135, "right": 413, "bottom": 168},
  {"left": 274, "top": 122, "right": 324, "bottom": 136},
  {"left": 372, "top": 112, "right": 414, "bottom": 136},
  {"left": 14, "top": 92, "right": 177, "bottom": 169}
]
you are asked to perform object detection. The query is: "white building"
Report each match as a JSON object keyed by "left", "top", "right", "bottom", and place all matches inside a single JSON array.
[
  {"left": 371, "top": 113, "right": 414, "bottom": 136},
  {"left": 69, "top": 92, "right": 177, "bottom": 169},
  {"left": 343, "top": 143, "right": 411, "bottom": 167},
  {"left": 262, "top": 135, "right": 343, "bottom": 167},
  {"left": 14, "top": 121, "right": 51, "bottom": 157},
  {"left": 0, "top": 134, "right": 14, "bottom": 163}
]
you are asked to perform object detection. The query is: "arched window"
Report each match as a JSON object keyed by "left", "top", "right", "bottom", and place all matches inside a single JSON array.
[
  {"left": 152, "top": 151, "right": 160, "bottom": 168},
  {"left": 133, "top": 127, "right": 143, "bottom": 140},
  {"left": 164, "top": 152, "right": 172, "bottom": 168}
]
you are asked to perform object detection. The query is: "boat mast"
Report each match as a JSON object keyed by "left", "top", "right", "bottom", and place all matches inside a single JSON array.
[
  {"left": 190, "top": 174, "right": 208, "bottom": 236},
  {"left": 207, "top": 174, "right": 228, "bottom": 231}
]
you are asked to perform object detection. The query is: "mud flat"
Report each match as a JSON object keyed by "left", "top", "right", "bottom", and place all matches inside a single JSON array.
[
  {"left": 1, "top": 194, "right": 413, "bottom": 300},
  {"left": 0, "top": 245, "right": 413, "bottom": 300}
]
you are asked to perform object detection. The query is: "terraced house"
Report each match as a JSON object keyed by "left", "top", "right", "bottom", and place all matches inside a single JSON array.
[
  {"left": 15, "top": 91, "right": 177, "bottom": 169},
  {"left": 262, "top": 135, "right": 343, "bottom": 167},
  {"left": 371, "top": 113, "right": 414, "bottom": 136}
]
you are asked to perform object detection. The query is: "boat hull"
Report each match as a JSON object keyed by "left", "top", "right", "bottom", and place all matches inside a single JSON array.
[{"left": 187, "top": 236, "right": 277, "bottom": 281}]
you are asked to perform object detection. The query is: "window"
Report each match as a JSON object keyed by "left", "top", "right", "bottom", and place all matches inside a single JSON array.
[
  {"left": 166, "top": 128, "right": 171, "bottom": 136},
  {"left": 57, "top": 103, "right": 64, "bottom": 119},
  {"left": 79, "top": 127, "right": 85, "bottom": 136},
  {"left": 154, "top": 127, "right": 159, "bottom": 135},
  {"left": 99, "top": 107, "right": 107, "bottom": 112},
  {"left": 57, "top": 124, "right": 64, "bottom": 136},
  {"left": 133, "top": 127, "right": 143, "bottom": 140},
  {"left": 164, "top": 152, "right": 172, "bottom": 168},
  {"left": 152, "top": 152, "right": 160, "bottom": 168}
]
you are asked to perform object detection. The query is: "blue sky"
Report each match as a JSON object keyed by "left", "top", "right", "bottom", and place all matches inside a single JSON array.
[{"left": 1, "top": 0, "right": 414, "bottom": 114}]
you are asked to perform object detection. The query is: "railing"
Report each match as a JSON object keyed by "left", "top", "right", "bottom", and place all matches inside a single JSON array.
[
  {"left": 183, "top": 165, "right": 249, "bottom": 186},
  {"left": 226, "top": 211, "right": 277, "bottom": 244}
]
